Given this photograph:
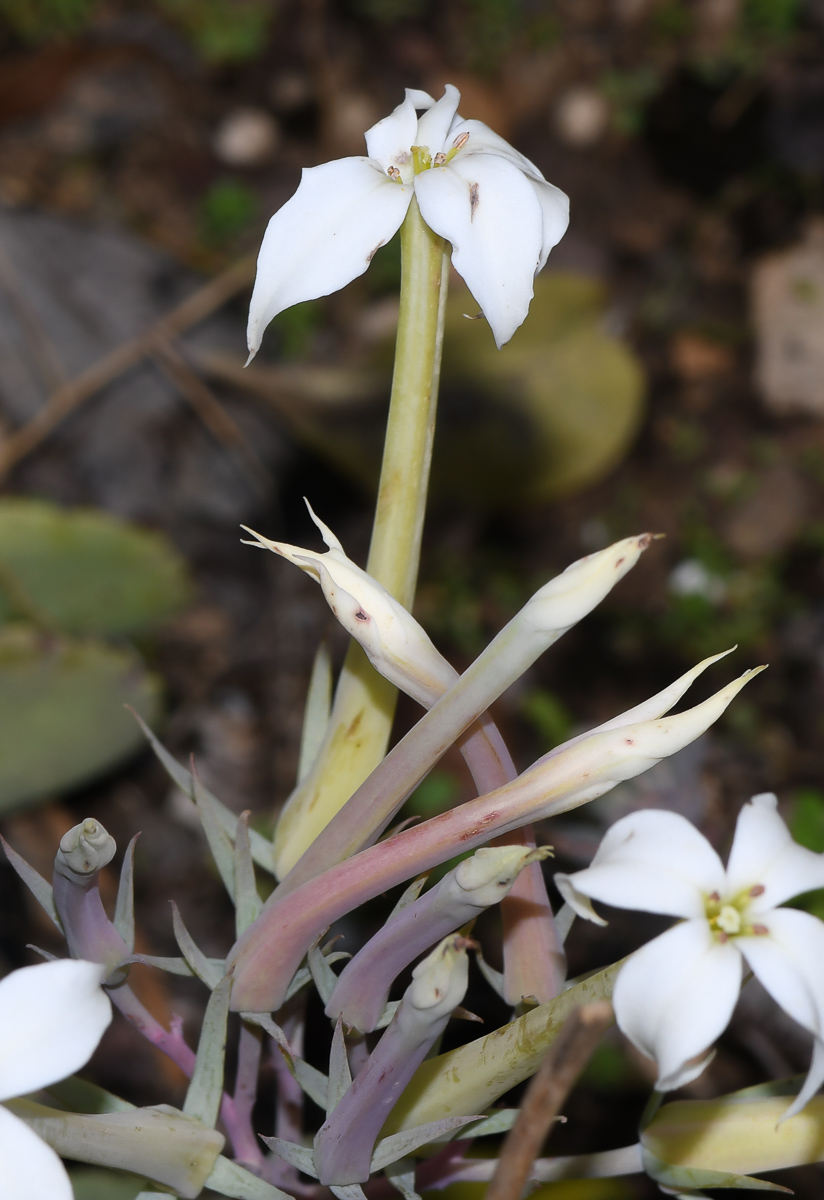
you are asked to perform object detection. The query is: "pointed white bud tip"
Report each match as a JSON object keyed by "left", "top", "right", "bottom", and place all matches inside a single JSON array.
[
  {"left": 455, "top": 845, "right": 552, "bottom": 908},
  {"left": 242, "top": 501, "right": 454, "bottom": 707},
  {"left": 523, "top": 533, "right": 659, "bottom": 635}
]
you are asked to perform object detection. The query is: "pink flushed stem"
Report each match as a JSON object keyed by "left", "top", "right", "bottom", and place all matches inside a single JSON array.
[
  {"left": 228, "top": 669, "right": 756, "bottom": 1014},
  {"left": 232, "top": 1021, "right": 266, "bottom": 1167},
  {"left": 109, "top": 982, "right": 259, "bottom": 1162},
  {"left": 270, "top": 1002, "right": 306, "bottom": 1191}
]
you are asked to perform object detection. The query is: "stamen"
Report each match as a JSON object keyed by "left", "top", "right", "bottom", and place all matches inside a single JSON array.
[
  {"left": 452, "top": 131, "right": 470, "bottom": 151},
  {"left": 708, "top": 891, "right": 721, "bottom": 902},
  {"left": 751, "top": 924, "right": 769, "bottom": 936},
  {"left": 387, "top": 166, "right": 401, "bottom": 181},
  {"left": 750, "top": 884, "right": 765, "bottom": 897},
  {"left": 717, "top": 931, "right": 728, "bottom": 943},
  {"left": 433, "top": 151, "right": 447, "bottom": 166}
]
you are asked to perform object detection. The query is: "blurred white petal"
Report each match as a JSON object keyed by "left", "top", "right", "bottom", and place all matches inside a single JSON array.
[
  {"left": 0, "top": 1105, "right": 73, "bottom": 1200},
  {"left": 0, "top": 960, "right": 111, "bottom": 1101}
]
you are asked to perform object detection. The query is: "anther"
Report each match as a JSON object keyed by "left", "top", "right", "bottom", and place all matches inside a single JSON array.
[
  {"left": 708, "top": 891, "right": 720, "bottom": 902},
  {"left": 750, "top": 884, "right": 765, "bottom": 897},
  {"left": 452, "top": 131, "right": 470, "bottom": 151},
  {"left": 752, "top": 924, "right": 769, "bottom": 936},
  {"left": 433, "top": 152, "right": 447, "bottom": 166}
]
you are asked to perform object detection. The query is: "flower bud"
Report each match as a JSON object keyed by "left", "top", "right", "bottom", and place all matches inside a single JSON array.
[
  {"left": 243, "top": 502, "right": 454, "bottom": 709},
  {"left": 314, "top": 934, "right": 470, "bottom": 1185},
  {"left": 54, "top": 819, "right": 116, "bottom": 881}
]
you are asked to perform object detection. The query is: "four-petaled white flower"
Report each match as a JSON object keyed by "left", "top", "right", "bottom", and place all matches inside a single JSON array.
[
  {"left": 0, "top": 959, "right": 112, "bottom": 1199},
  {"left": 247, "top": 83, "right": 569, "bottom": 355},
  {"left": 557, "top": 794, "right": 824, "bottom": 1119}
]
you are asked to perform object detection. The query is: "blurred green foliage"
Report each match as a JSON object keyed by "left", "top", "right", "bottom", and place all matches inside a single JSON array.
[
  {"left": 788, "top": 788, "right": 824, "bottom": 920},
  {"left": 155, "top": 0, "right": 274, "bottom": 62},
  {"left": 199, "top": 180, "right": 259, "bottom": 247},
  {"left": 0, "top": 501, "right": 189, "bottom": 812},
  {"left": 0, "top": 499, "right": 190, "bottom": 636},
  {"left": 0, "top": 0, "right": 94, "bottom": 42},
  {"left": 518, "top": 687, "right": 573, "bottom": 750},
  {"left": 0, "top": 625, "right": 161, "bottom": 811}
]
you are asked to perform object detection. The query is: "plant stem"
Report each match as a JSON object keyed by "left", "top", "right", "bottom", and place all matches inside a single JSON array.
[{"left": 272, "top": 198, "right": 449, "bottom": 878}]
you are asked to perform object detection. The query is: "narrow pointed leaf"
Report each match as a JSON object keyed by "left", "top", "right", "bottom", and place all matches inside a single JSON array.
[
  {"left": 642, "top": 1147, "right": 791, "bottom": 1193},
  {"left": 370, "top": 1116, "right": 483, "bottom": 1170},
  {"left": 113, "top": 834, "right": 138, "bottom": 951},
  {"left": 132, "top": 712, "right": 274, "bottom": 871},
  {"left": 261, "top": 1136, "right": 317, "bottom": 1176},
  {"left": 388, "top": 874, "right": 429, "bottom": 919},
  {"left": 309, "top": 937, "right": 347, "bottom": 1004},
  {"left": 192, "top": 766, "right": 235, "bottom": 897},
  {"left": 327, "top": 1017, "right": 352, "bottom": 1115},
  {"left": 384, "top": 1160, "right": 420, "bottom": 1200},
  {"left": 291, "top": 1055, "right": 329, "bottom": 1109},
  {"left": 120, "top": 953, "right": 199, "bottom": 977},
  {"left": 206, "top": 1154, "right": 296, "bottom": 1199},
  {"left": 455, "top": 1109, "right": 520, "bottom": 1138},
  {"left": 183, "top": 973, "right": 232, "bottom": 1127},
  {"left": 242, "top": 1011, "right": 292, "bottom": 1059},
  {"left": 297, "top": 640, "right": 333, "bottom": 784},
  {"left": 474, "top": 944, "right": 505, "bottom": 998},
  {"left": 172, "top": 903, "right": 224, "bottom": 988},
  {"left": 330, "top": 1185, "right": 368, "bottom": 1200},
  {"left": 0, "top": 834, "right": 60, "bottom": 929},
  {"left": 234, "top": 812, "right": 262, "bottom": 936}
]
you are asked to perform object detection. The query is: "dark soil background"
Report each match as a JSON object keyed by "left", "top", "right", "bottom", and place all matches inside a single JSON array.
[{"left": 2, "top": 1, "right": 824, "bottom": 1197}]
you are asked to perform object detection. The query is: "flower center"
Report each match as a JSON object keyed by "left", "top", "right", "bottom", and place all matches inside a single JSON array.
[
  {"left": 704, "top": 886, "right": 768, "bottom": 943},
  {"left": 387, "top": 133, "right": 470, "bottom": 183}
]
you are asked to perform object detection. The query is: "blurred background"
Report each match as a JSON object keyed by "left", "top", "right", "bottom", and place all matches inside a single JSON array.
[{"left": 1, "top": 1, "right": 824, "bottom": 1196}]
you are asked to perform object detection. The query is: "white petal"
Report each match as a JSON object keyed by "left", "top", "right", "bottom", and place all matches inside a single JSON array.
[
  {"left": 364, "top": 95, "right": 419, "bottom": 172},
  {"left": 449, "top": 119, "right": 545, "bottom": 179},
  {"left": 556, "top": 809, "right": 725, "bottom": 921},
  {"left": 247, "top": 158, "right": 411, "bottom": 355},
  {"left": 406, "top": 88, "right": 436, "bottom": 111},
  {"left": 415, "top": 154, "right": 543, "bottom": 347},
  {"left": 783, "top": 1035, "right": 824, "bottom": 1122},
  {"left": 726, "top": 793, "right": 824, "bottom": 911},
  {"left": 0, "top": 1106, "right": 73, "bottom": 1200},
  {"left": 0, "top": 960, "right": 111, "bottom": 1100},
  {"left": 739, "top": 908, "right": 824, "bottom": 1039},
  {"left": 613, "top": 920, "right": 742, "bottom": 1091},
  {"left": 531, "top": 177, "right": 570, "bottom": 271},
  {"left": 415, "top": 84, "right": 462, "bottom": 153}
]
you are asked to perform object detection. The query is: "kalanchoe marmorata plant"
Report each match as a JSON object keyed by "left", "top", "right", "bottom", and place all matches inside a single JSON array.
[{"left": 3, "top": 83, "right": 824, "bottom": 1200}]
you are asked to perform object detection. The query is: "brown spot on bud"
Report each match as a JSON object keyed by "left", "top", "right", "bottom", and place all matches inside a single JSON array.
[{"left": 354, "top": 610, "right": 369, "bottom": 622}]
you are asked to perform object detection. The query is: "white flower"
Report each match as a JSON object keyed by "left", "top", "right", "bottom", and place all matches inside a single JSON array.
[
  {"left": 247, "top": 84, "right": 569, "bottom": 354},
  {"left": 0, "top": 959, "right": 112, "bottom": 1199},
  {"left": 556, "top": 794, "right": 824, "bottom": 1118}
]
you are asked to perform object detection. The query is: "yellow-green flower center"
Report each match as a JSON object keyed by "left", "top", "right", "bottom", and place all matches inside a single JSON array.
[{"left": 704, "top": 886, "right": 768, "bottom": 942}]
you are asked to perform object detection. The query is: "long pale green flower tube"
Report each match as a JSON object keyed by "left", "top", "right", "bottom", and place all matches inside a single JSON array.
[
  {"left": 271, "top": 198, "right": 449, "bottom": 880},
  {"left": 228, "top": 662, "right": 762, "bottom": 1013}
]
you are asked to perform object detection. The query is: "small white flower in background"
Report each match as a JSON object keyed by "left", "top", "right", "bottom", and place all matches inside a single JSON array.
[
  {"left": 0, "top": 959, "right": 112, "bottom": 1199},
  {"left": 556, "top": 794, "right": 824, "bottom": 1119},
  {"left": 668, "top": 558, "right": 727, "bottom": 604},
  {"left": 247, "top": 83, "right": 569, "bottom": 355}
]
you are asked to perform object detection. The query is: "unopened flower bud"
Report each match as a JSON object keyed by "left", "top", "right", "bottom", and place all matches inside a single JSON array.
[
  {"left": 327, "top": 846, "right": 551, "bottom": 1031},
  {"left": 314, "top": 934, "right": 470, "bottom": 1185},
  {"left": 243, "top": 501, "right": 454, "bottom": 708},
  {"left": 54, "top": 819, "right": 116, "bottom": 881}
]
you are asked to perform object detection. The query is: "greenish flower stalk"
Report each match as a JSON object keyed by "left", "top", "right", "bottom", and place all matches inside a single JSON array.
[{"left": 272, "top": 199, "right": 449, "bottom": 878}]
